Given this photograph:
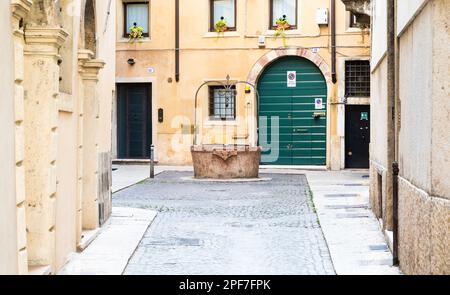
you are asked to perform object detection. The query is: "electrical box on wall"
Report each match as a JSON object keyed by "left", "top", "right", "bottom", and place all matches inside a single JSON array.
[
  {"left": 258, "top": 35, "right": 266, "bottom": 48},
  {"left": 316, "top": 8, "right": 329, "bottom": 25}
]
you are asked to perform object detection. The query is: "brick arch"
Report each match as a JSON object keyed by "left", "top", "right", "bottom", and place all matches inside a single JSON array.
[{"left": 247, "top": 48, "right": 332, "bottom": 86}]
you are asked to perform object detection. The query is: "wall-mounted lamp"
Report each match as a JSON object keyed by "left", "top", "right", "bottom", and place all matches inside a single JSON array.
[{"left": 127, "top": 58, "right": 136, "bottom": 66}]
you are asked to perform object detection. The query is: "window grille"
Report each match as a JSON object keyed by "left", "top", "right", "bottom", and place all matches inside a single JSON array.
[
  {"left": 345, "top": 60, "right": 371, "bottom": 97},
  {"left": 209, "top": 86, "right": 236, "bottom": 120}
]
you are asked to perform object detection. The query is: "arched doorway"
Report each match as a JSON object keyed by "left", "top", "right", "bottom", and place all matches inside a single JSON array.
[{"left": 257, "top": 56, "right": 328, "bottom": 165}]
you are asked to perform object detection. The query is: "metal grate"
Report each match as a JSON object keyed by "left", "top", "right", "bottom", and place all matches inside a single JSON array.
[
  {"left": 345, "top": 60, "right": 371, "bottom": 97},
  {"left": 209, "top": 85, "right": 236, "bottom": 120}
]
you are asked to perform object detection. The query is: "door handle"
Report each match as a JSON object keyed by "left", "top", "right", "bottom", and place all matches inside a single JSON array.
[
  {"left": 294, "top": 129, "right": 308, "bottom": 133},
  {"left": 313, "top": 112, "right": 326, "bottom": 118}
]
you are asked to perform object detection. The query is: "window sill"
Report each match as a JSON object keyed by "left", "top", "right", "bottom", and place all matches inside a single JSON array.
[
  {"left": 345, "top": 27, "right": 363, "bottom": 33},
  {"left": 203, "top": 31, "right": 240, "bottom": 38},
  {"left": 204, "top": 120, "right": 239, "bottom": 127},
  {"left": 117, "top": 37, "right": 151, "bottom": 43},
  {"left": 345, "top": 97, "right": 371, "bottom": 105}
]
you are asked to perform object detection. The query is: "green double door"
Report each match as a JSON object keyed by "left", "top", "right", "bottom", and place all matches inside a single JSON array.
[{"left": 258, "top": 56, "right": 327, "bottom": 166}]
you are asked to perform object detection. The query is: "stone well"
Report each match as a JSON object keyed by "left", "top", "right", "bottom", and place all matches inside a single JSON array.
[{"left": 191, "top": 145, "right": 261, "bottom": 179}]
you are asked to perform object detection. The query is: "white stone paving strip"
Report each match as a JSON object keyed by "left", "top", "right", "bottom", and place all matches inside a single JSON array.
[
  {"left": 305, "top": 170, "right": 401, "bottom": 275},
  {"left": 58, "top": 207, "right": 157, "bottom": 275},
  {"left": 112, "top": 165, "right": 193, "bottom": 193}
]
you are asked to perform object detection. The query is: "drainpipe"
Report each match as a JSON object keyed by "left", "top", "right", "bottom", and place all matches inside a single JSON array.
[
  {"left": 331, "top": 0, "right": 337, "bottom": 84},
  {"left": 175, "top": 0, "right": 180, "bottom": 82},
  {"left": 387, "top": 0, "right": 399, "bottom": 266}
]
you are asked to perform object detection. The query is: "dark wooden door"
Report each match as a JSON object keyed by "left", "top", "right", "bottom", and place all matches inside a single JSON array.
[
  {"left": 345, "top": 105, "right": 370, "bottom": 168},
  {"left": 117, "top": 83, "right": 152, "bottom": 159}
]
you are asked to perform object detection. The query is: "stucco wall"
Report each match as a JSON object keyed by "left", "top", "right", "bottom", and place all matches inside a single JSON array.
[
  {"left": 371, "top": 0, "right": 387, "bottom": 68},
  {"left": 370, "top": 57, "right": 388, "bottom": 168},
  {"left": 55, "top": 0, "right": 80, "bottom": 271},
  {"left": 398, "top": 0, "right": 449, "bottom": 200},
  {"left": 398, "top": 3, "right": 433, "bottom": 193},
  {"left": 97, "top": 0, "right": 117, "bottom": 154},
  {"left": 369, "top": 56, "right": 391, "bottom": 227},
  {"left": 56, "top": 111, "right": 78, "bottom": 270},
  {"left": 397, "top": 0, "right": 428, "bottom": 36},
  {"left": 0, "top": 0, "right": 19, "bottom": 275},
  {"left": 397, "top": 0, "right": 449, "bottom": 274}
]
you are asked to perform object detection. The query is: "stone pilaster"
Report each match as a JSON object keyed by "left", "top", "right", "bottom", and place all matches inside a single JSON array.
[
  {"left": 23, "top": 26, "right": 68, "bottom": 268},
  {"left": 11, "top": 0, "right": 32, "bottom": 275},
  {"left": 78, "top": 51, "right": 105, "bottom": 230}
]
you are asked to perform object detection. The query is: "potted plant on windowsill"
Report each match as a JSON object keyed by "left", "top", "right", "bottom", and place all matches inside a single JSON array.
[
  {"left": 274, "top": 15, "right": 291, "bottom": 47},
  {"left": 215, "top": 17, "right": 228, "bottom": 35},
  {"left": 128, "top": 22, "right": 144, "bottom": 43}
]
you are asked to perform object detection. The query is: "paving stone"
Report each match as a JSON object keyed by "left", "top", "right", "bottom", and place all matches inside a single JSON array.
[{"left": 114, "top": 172, "right": 335, "bottom": 275}]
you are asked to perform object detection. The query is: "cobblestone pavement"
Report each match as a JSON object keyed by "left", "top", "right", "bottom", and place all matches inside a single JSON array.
[{"left": 114, "top": 171, "right": 335, "bottom": 275}]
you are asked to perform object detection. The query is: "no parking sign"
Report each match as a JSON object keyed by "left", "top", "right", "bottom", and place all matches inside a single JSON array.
[{"left": 287, "top": 71, "right": 297, "bottom": 88}]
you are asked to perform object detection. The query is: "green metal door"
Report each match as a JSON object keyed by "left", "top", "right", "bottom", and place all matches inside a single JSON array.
[{"left": 258, "top": 56, "right": 327, "bottom": 165}]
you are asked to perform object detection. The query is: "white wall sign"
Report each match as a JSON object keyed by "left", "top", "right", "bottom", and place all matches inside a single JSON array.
[
  {"left": 287, "top": 71, "right": 297, "bottom": 88},
  {"left": 315, "top": 98, "right": 324, "bottom": 110}
]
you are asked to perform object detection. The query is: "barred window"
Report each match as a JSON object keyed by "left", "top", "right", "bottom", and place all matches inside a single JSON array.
[
  {"left": 209, "top": 86, "right": 236, "bottom": 120},
  {"left": 345, "top": 60, "right": 371, "bottom": 97}
]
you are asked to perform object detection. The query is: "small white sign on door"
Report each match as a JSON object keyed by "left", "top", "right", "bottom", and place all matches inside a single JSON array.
[
  {"left": 287, "top": 71, "right": 297, "bottom": 88},
  {"left": 315, "top": 98, "right": 324, "bottom": 110}
]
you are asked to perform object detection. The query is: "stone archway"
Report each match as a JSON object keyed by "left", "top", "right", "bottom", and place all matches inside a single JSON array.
[
  {"left": 247, "top": 48, "right": 332, "bottom": 86},
  {"left": 247, "top": 48, "right": 332, "bottom": 165}
]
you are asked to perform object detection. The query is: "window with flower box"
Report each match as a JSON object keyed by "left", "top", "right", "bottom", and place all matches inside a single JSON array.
[
  {"left": 124, "top": 1, "right": 150, "bottom": 37},
  {"left": 270, "top": 0, "right": 297, "bottom": 29},
  {"left": 210, "top": 0, "right": 237, "bottom": 32}
]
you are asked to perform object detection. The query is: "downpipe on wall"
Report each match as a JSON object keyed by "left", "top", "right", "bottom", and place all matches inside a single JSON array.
[
  {"left": 175, "top": 0, "right": 180, "bottom": 82},
  {"left": 331, "top": 0, "right": 337, "bottom": 84}
]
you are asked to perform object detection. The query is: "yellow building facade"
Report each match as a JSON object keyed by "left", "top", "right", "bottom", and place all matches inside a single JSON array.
[
  {"left": 0, "top": 0, "right": 116, "bottom": 275},
  {"left": 115, "top": 0, "right": 371, "bottom": 169}
]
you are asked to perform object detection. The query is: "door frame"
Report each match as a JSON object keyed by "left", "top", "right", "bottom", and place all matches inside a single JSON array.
[
  {"left": 247, "top": 48, "right": 333, "bottom": 168},
  {"left": 115, "top": 77, "right": 158, "bottom": 161},
  {"left": 337, "top": 56, "right": 371, "bottom": 170},
  {"left": 255, "top": 55, "right": 330, "bottom": 166},
  {"left": 344, "top": 104, "right": 371, "bottom": 169}
]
